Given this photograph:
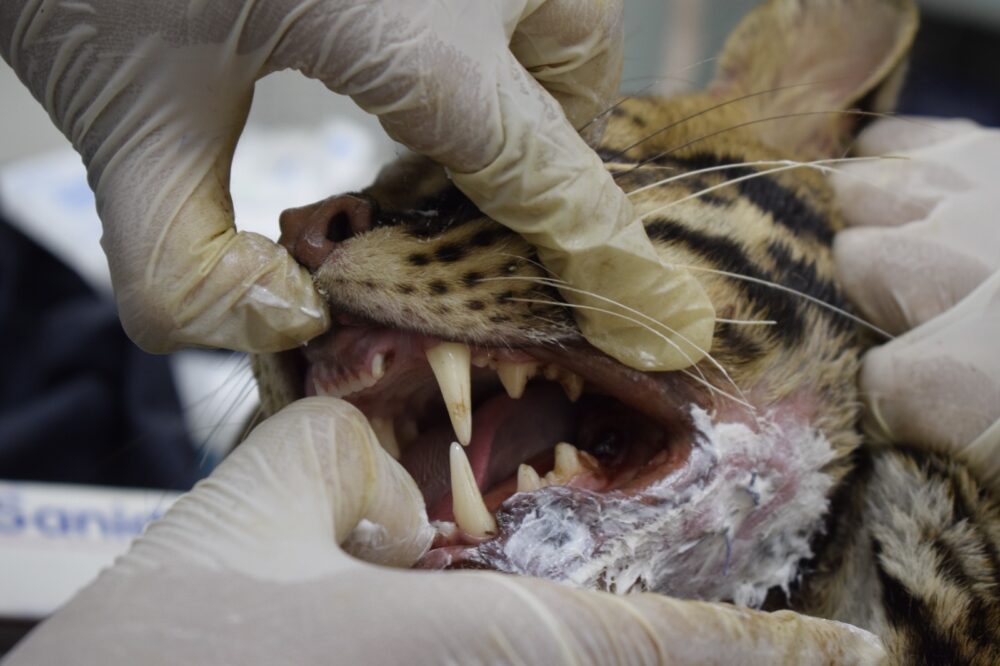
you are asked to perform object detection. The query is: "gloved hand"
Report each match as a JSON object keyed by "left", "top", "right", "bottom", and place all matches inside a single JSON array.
[
  {"left": 0, "top": 0, "right": 713, "bottom": 369},
  {"left": 6, "top": 398, "right": 885, "bottom": 665},
  {"left": 832, "top": 118, "right": 1000, "bottom": 489}
]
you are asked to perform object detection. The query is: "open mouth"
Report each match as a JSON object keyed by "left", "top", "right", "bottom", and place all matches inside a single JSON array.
[
  {"left": 289, "top": 315, "right": 835, "bottom": 604},
  {"left": 300, "top": 316, "right": 703, "bottom": 566}
]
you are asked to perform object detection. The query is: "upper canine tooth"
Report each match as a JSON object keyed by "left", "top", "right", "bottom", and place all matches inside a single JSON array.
[
  {"left": 497, "top": 361, "right": 536, "bottom": 400},
  {"left": 517, "top": 464, "right": 543, "bottom": 493},
  {"left": 553, "top": 442, "right": 583, "bottom": 480},
  {"left": 449, "top": 442, "right": 496, "bottom": 537},
  {"left": 369, "top": 417, "right": 400, "bottom": 460},
  {"left": 426, "top": 342, "right": 472, "bottom": 446}
]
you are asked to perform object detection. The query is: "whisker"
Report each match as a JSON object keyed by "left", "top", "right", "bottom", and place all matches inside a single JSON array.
[
  {"left": 857, "top": 390, "right": 998, "bottom": 417},
  {"left": 488, "top": 276, "right": 714, "bottom": 387},
  {"left": 495, "top": 251, "right": 561, "bottom": 279},
  {"left": 578, "top": 84, "right": 656, "bottom": 134},
  {"left": 716, "top": 318, "right": 776, "bottom": 326},
  {"left": 489, "top": 257, "right": 889, "bottom": 340},
  {"left": 508, "top": 296, "right": 754, "bottom": 411},
  {"left": 197, "top": 371, "right": 258, "bottom": 464},
  {"left": 618, "top": 74, "right": 699, "bottom": 89},
  {"left": 519, "top": 277, "right": 751, "bottom": 406},
  {"left": 620, "top": 56, "right": 719, "bottom": 87},
  {"left": 236, "top": 404, "right": 264, "bottom": 445},
  {"left": 582, "top": 50, "right": 738, "bottom": 133},
  {"left": 625, "top": 155, "right": 901, "bottom": 197},
  {"left": 483, "top": 273, "right": 776, "bottom": 328},
  {"left": 525, "top": 313, "right": 578, "bottom": 338},
  {"left": 605, "top": 81, "right": 829, "bottom": 163},
  {"left": 637, "top": 157, "right": 904, "bottom": 218},
  {"left": 618, "top": 109, "right": 899, "bottom": 177},
  {"left": 481, "top": 274, "right": 753, "bottom": 412},
  {"left": 676, "top": 263, "right": 893, "bottom": 340}
]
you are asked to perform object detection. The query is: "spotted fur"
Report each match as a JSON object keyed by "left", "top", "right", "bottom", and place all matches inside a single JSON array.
[{"left": 255, "top": 0, "right": 998, "bottom": 662}]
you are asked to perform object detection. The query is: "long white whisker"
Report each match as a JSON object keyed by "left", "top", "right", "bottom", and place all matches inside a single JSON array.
[
  {"left": 489, "top": 264, "right": 887, "bottom": 340},
  {"left": 495, "top": 252, "right": 560, "bottom": 280},
  {"left": 484, "top": 271, "right": 776, "bottom": 329},
  {"left": 619, "top": 109, "right": 900, "bottom": 177},
  {"left": 500, "top": 285, "right": 713, "bottom": 388},
  {"left": 487, "top": 272, "right": 753, "bottom": 411},
  {"left": 519, "top": 277, "right": 752, "bottom": 409},
  {"left": 716, "top": 318, "right": 776, "bottom": 326},
  {"left": 607, "top": 81, "right": 829, "bottom": 162},
  {"left": 677, "top": 264, "right": 893, "bottom": 339},
  {"left": 508, "top": 296, "right": 754, "bottom": 411},
  {"left": 638, "top": 159, "right": 903, "bottom": 219},
  {"left": 579, "top": 84, "right": 656, "bottom": 133},
  {"left": 626, "top": 156, "right": 902, "bottom": 197}
]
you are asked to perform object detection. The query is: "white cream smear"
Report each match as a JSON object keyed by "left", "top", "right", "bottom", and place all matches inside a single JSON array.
[{"left": 469, "top": 406, "right": 836, "bottom": 607}]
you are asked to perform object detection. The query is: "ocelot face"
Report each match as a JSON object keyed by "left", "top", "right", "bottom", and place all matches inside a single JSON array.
[{"left": 255, "top": 0, "right": 917, "bottom": 604}]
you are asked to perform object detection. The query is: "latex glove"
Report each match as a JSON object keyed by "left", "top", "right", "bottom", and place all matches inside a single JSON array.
[
  {"left": 6, "top": 398, "right": 885, "bottom": 665},
  {"left": 832, "top": 118, "right": 1000, "bottom": 489},
  {"left": 0, "top": 1, "right": 714, "bottom": 368}
]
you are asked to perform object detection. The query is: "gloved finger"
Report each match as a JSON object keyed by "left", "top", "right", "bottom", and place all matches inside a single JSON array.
[
  {"left": 509, "top": 0, "right": 625, "bottom": 142},
  {"left": 267, "top": 1, "right": 713, "bottom": 371},
  {"left": 266, "top": 0, "right": 621, "bottom": 172},
  {"left": 834, "top": 206, "right": 999, "bottom": 334},
  {"left": 830, "top": 156, "right": 957, "bottom": 228},
  {"left": 860, "top": 269, "right": 1000, "bottom": 491},
  {"left": 853, "top": 116, "right": 981, "bottom": 155},
  {"left": 607, "top": 593, "right": 886, "bottom": 664},
  {"left": 101, "top": 147, "right": 331, "bottom": 353},
  {"left": 392, "top": 575, "right": 886, "bottom": 665},
  {"left": 124, "top": 397, "right": 433, "bottom": 580},
  {"left": 1, "top": 0, "right": 331, "bottom": 354},
  {"left": 3, "top": 563, "right": 885, "bottom": 666},
  {"left": 832, "top": 121, "right": 992, "bottom": 229}
]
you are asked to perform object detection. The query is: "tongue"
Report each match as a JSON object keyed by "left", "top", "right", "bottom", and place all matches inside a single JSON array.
[{"left": 401, "top": 384, "right": 576, "bottom": 520}]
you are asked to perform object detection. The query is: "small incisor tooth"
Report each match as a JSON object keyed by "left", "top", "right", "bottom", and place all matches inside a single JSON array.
[
  {"left": 558, "top": 373, "right": 584, "bottom": 402},
  {"left": 426, "top": 342, "right": 472, "bottom": 446},
  {"left": 449, "top": 442, "right": 496, "bottom": 537},
  {"left": 370, "top": 353, "right": 386, "bottom": 379},
  {"left": 552, "top": 442, "right": 582, "bottom": 481},
  {"left": 497, "top": 361, "right": 536, "bottom": 399},
  {"left": 369, "top": 417, "right": 400, "bottom": 460},
  {"left": 517, "top": 464, "right": 544, "bottom": 493}
]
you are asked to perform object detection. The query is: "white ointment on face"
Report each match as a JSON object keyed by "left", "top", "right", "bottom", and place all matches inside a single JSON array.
[{"left": 470, "top": 406, "right": 836, "bottom": 607}]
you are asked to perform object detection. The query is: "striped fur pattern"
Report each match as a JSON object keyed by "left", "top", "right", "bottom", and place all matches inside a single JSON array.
[
  {"left": 785, "top": 446, "right": 1000, "bottom": 664},
  {"left": 254, "top": 0, "right": 999, "bottom": 662}
]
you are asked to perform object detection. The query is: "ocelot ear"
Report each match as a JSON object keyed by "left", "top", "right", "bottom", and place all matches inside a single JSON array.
[{"left": 712, "top": 0, "right": 918, "bottom": 159}]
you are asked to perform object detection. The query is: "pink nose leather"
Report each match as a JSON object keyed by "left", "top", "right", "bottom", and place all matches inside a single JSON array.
[{"left": 278, "top": 194, "right": 375, "bottom": 271}]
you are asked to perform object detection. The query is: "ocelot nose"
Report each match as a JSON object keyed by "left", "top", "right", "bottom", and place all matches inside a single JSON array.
[{"left": 278, "top": 194, "right": 375, "bottom": 271}]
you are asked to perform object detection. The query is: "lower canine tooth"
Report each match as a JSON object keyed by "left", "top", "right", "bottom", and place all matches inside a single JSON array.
[
  {"left": 449, "top": 443, "right": 496, "bottom": 537},
  {"left": 369, "top": 417, "right": 400, "bottom": 460},
  {"left": 517, "top": 464, "right": 544, "bottom": 493},
  {"left": 497, "top": 361, "right": 536, "bottom": 399},
  {"left": 426, "top": 343, "right": 473, "bottom": 446}
]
